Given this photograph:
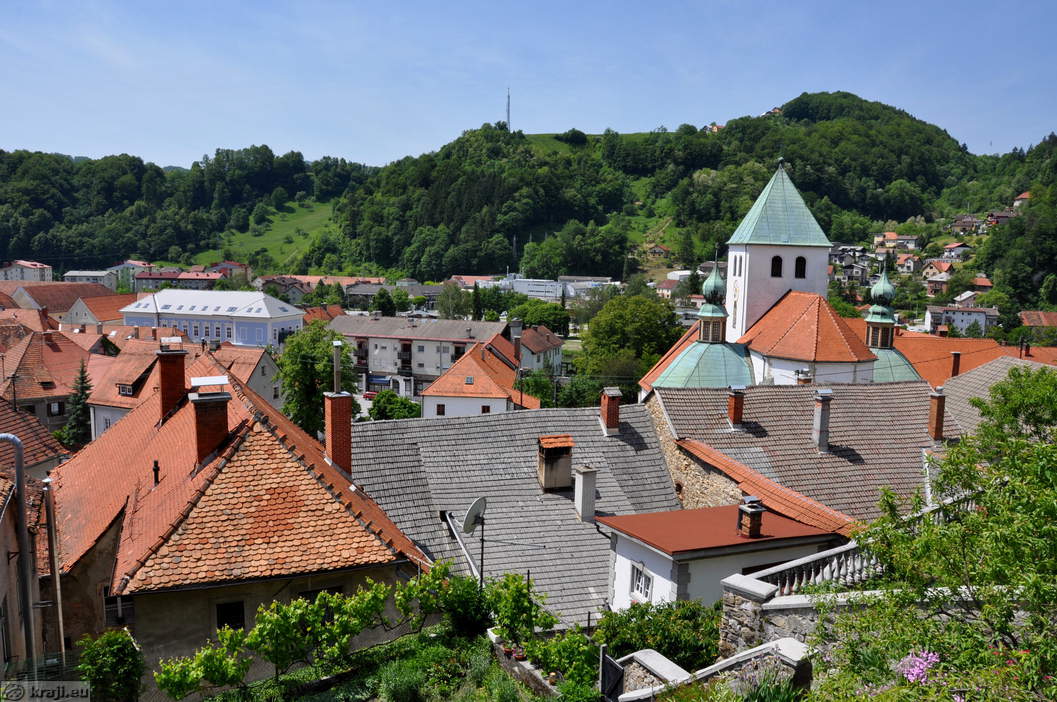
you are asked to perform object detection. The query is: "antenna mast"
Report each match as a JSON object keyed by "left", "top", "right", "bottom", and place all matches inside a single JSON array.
[{"left": 506, "top": 87, "right": 511, "bottom": 130}]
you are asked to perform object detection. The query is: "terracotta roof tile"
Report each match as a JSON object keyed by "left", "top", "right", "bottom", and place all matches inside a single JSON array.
[
  {"left": 738, "top": 291, "right": 875, "bottom": 363},
  {"left": 79, "top": 294, "right": 138, "bottom": 323},
  {"left": 520, "top": 325, "right": 563, "bottom": 354},
  {"left": 16, "top": 283, "right": 114, "bottom": 314},
  {"left": 421, "top": 337, "right": 541, "bottom": 409},
  {"left": 53, "top": 352, "right": 426, "bottom": 594},
  {"left": 0, "top": 331, "right": 91, "bottom": 402},
  {"left": 0, "top": 397, "right": 65, "bottom": 468},
  {"left": 538, "top": 434, "right": 574, "bottom": 449}
]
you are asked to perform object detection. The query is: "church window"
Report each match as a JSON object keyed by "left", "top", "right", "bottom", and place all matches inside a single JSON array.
[
  {"left": 795, "top": 256, "right": 807, "bottom": 279},
  {"left": 770, "top": 256, "right": 783, "bottom": 278}
]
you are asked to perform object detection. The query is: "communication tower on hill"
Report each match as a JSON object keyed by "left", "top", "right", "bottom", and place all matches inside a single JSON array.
[{"left": 506, "top": 87, "right": 511, "bottom": 130}]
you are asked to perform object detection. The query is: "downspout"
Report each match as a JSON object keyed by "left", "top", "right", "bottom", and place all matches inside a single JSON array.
[
  {"left": 0, "top": 434, "right": 36, "bottom": 671},
  {"left": 42, "top": 478, "right": 65, "bottom": 665}
]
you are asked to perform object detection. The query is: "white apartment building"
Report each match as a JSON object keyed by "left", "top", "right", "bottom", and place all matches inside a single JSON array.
[{"left": 0, "top": 260, "right": 52, "bottom": 281}]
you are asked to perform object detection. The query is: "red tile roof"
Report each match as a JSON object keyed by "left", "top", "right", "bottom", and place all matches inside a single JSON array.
[
  {"left": 897, "top": 253, "right": 919, "bottom": 264},
  {"left": 0, "top": 308, "right": 56, "bottom": 332},
  {"left": 80, "top": 294, "right": 138, "bottom": 322},
  {"left": 520, "top": 325, "right": 562, "bottom": 354},
  {"left": 15, "top": 283, "right": 114, "bottom": 314},
  {"left": 0, "top": 397, "right": 65, "bottom": 468},
  {"left": 597, "top": 504, "right": 832, "bottom": 555},
  {"left": 302, "top": 305, "right": 346, "bottom": 324},
  {"left": 927, "top": 260, "right": 954, "bottom": 273},
  {"left": 1015, "top": 191, "right": 1031, "bottom": 200},
  {"left": 677, "top": 439, "right": 856, "bottom": 535},
  {"left": 420, "top": 336, "right": 541, "bottom": 409},
  {"left": 1019, "top": 311, "right": 1057, "bottom": 327},
  {"left": 0, "top": 331, "right": 91, "bottom": 402},
  {"left": 53, "top": 352, "right": 427, "bottom": 594},
  {"left": 656, "top": 279, "right": 679, "bottom": 291},
  {"left": 738, "top": 291, "right": 875, "bottom": 363}
]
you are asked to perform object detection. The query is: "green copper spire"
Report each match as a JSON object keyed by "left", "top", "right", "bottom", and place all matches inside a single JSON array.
[
  {"left": 870, "top": 267, "right": 896, "bottom": 305},
  {"left": 700, "top": 262, "right": 725, "bottom": 303},
  {"left": 726, "top": 161, "right": 832, "bottom": 248}
]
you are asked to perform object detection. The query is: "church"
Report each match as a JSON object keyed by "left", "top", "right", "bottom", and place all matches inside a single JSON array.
[{"left": 641, "top": 160, "right": 918, "bottom": 397}]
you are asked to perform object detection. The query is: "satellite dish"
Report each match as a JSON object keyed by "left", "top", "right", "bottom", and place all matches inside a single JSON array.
[{"left": 462, "top": 497, "right": 487, "bottom": 534}]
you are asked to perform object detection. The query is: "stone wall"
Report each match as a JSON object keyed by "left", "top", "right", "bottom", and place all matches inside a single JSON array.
[
  {"left": 645, "top": 395, "right": 742, "bottom": 508},
  {"left": 719, "top": 590, "right": 768, "bottom": 658}
]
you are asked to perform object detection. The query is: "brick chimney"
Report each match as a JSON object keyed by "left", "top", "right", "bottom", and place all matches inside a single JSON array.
[
  {"left": 156, "top": 347, "right": 188, "bottom": 421},
  {"left": 950, "top": 351, "right": 961, "bottom": 378},
  {"left": 737, "top": 496, "right": 766, "bottom": 538},
  {"left": 600, "top": 387, "right": 622, "bottom": 436},
  {"left": 95, "top": 322, "right": 104, "bottom": 334},
  {"left": 727, "top": 386, "right": 745, "bottom": 428},
  {"left": 812, "top": 389, "right": 833, "bottom": 453},
  {"left": 324, "top": 391, "right": 353, "bottom": 473},
  {"left": 132, "top": 326, "right": 140, "bottom": 339},
  {"left": 190, "top": 391, "right": 231, "bottom": 464},
  {"left": 574, "top": 465, "right": 597, "bottom": 523},
  {"left": 929, "top": 387, "right": 946, "bottom": 443},
  {"left": 795, "top": 369, "right": 813, "bottom": 385}
]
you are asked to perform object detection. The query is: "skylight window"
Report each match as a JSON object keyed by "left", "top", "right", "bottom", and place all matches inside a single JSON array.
[
  {"left": 188, "top": 305, "right": 196, "bottom": 310},
  {"left": 465, "top": 376, "right": 474, "bottom": 385},
  {"left": 227, "top": 306, "right": 238, "bottom": 312},
  {"left": 176, "top": 305, "right": 183, "bottom": 310},
  {"left": 161, "top": 304, "right": 172, "bottom": 310}
]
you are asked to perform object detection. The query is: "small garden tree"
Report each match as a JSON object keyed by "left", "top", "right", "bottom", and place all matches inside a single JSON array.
[
  {"left": 56, "top": 360, "right": 92, "bottom": 450},
  {"left": 78, "top": 629, "right": 145, "bottom": 702},
  {"left": 368, "top": 390, "right": 421, "bottom": 421}
]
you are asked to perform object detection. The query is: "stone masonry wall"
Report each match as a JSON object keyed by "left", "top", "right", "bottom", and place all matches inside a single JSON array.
[
  {"left": 623, "top": 661, "right": 663, "bottom": 694},
  {"left": 645, "top": 395, "right": 742, "bottom": 509},
  {"left": 719, "top": 591, "right": 768, "bottom": 658}
]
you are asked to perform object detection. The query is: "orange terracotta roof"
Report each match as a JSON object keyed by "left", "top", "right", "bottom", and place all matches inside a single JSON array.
[
  {"left": 0, "top": 397, "right": 65, "bottom": 468},
  {"left": 420, "top": 339, "right": 541, "bottom": 409},
  {"left": 971, "top": 278, "right": 992, "bottom": 288},
  {"left": 521, "top": 325, "right": 562, "bottom": 354},
  {"left": 539, "top": 434, "right": 574, "bottom": 449},
  {"left": 677, "top": 439, "right": 856, "bottom": 535},
  {"left": 897, "top": 253, "right": 918, "bottom": 264},
  {"left": 639, "top": 322, "right": 699, "bottom": 392},
  {"left": 302, "top": 305, "right": 346, "bottom": 324},
  {"left": 738, "top": 291, "right": 875, "bottom": 363},
  {"left": 99, "top": 326, "right": 185, "bottom": 350},
  {"left": 80, "top": 294, "right": 138, "bottom": 322},
  {"left": 0, "top": 331, "right": 91, "bottom": 402},
  {"left": 15, "top": 283, "right": 114, "bottom": 314},
  {"left": 1019, "top": 311, "right": 1057, "bottom": 327},
  {"left": 597, "top": 505, "right": 833, "bottom": 555},
  {"left": 53, "top": 352, "right": 427, "bottom": 595},
  {"left": 929, "top": 260, "right": 954, "bottom": 273},
  {"left": 0, "top": 308, "right": 55, "bottom": 332},
  {"left": 212, "top": 343, "right": 267, "bottom": 384},
  {"left": 1016, "top": 191, "right": 1031, "bottom": 200}
]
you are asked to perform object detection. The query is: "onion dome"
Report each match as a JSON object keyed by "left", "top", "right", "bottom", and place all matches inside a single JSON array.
[
  {"left": 870, "top": 268, "right": 896, "bottom": 306},
  {"left": 700, "top": 264, "right": 725, "bottom": 303}
]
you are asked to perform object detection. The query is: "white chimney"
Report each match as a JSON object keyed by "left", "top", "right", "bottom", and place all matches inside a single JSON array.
[
  {"left": 574, "top": 466, "right": 597, "bottom": 523},
  {"left": 812, "top": 389, "right": 833, "bottom": 453}
]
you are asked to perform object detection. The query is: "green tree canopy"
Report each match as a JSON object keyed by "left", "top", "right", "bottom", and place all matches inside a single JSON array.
[
  {"left": 276, "top": 321, "right": 358, "bottom": 435},
  {"left": 367, "top": 390, "right": 421, "bottom": 421},
  {"left": 509, "top": 299, "right": 570, "bottom": 335},
  {"left": 436, "top": 282, "right": 469, "bottom": 319},
  {"left": 370, "top": 288, "right": 396, "bottom": 316},
  {"left": 578, "top": 295, "right": 681, "bottom": 384}
]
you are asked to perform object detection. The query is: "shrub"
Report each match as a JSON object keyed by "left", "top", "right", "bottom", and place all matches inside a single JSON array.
[
  {"left": 593, "top": 600, "right": 720, "bottom": 672},
  {"left": 484, "top": 667, "right": 520, "bottom": 702},
  {"left": 524, "top": 627, "right": 598, "bottom": 686},
  {"left": 486, "top": 573, "right": 557, "bottom": 644},
  {"left": 77, "top": 629, "right": 145, "bottom": 702},
  {"left": 443, "top": 574, "right": 492, "bottom": 637},
  {"left": 557, "top": 679, "right": 600, "bottom": 702},
  {"left": 555, "top": 128, "right": 588, "bottom": 146},
  {"left": 155, "top": 627, "right": 251, "bottom": 700},
  {"left": 377, "top": 658, "right": 426, "bottom": 702}
]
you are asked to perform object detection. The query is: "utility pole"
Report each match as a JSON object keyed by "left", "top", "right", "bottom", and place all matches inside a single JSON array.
[{"left": 506, "top": 87, "right": 511, "bottom": 130}]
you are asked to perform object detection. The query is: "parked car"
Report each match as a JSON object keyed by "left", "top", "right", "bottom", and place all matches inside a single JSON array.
[{"left": 363, "top": 391, "right": 378, "bottom": 400}]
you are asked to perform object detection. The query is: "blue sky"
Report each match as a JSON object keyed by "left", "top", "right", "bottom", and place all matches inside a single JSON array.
[{"left": 2, "top": 1, "right": 1054, "bottom": 167}]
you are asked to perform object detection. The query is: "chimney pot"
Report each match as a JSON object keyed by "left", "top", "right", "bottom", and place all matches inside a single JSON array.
[
  {"left": 96, "top": 322, "right": 104, "bottom": 334},
  {"left": 190, "top": 391, "right": 231, "bottom": 464},
  {"left": 324, "top": 392, "right": 353, "bottom": 473},
  {"left": 950, "top": 351, "right": 961, "bottom": 378},
  {"left": 737, "top": 496, "right": 766, "bottom": 538},
  {"left": 156, "top": 348, "right": 188, "bottom": 422},
  {"left": 795, "top": 369, "right": 813, "bottom": 385},
  {"left": 574, "top": 465, "right": 597, "bottom": 523},
  {"left": 727, "top": 386, "right": 746, "bottom": 428},
  {"left": 510, "top": 318, "right": 523, "bottom": 364},
  {"left": 812, "top": 389, "right": 833, "bottom": 453},
  {"left": 538, "top": 435, "right": 575, "bottom": 490},
  {"left": 929, "top": 387, "right": 946, "bottom": 443},
  {"left": 600, "top": 387, "right": 622, "bottom": 435}
]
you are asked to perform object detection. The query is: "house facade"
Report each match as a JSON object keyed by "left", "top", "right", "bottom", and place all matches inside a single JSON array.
[
  {"left": 121, "top": 289, "right": 303, "bottom": 347},
  {"left": 329, "top": 315, "right": 506, "bottom": 397},
  {"left": 924, "top": 305, "right": 1000, "bottom": 335},
  {"left": 63, "top": 270, "right": 118, "bottom": 290},
  {"left": 520, "top": 325, "right": 563, "bottom": 373},
  {"left": 420, "top": 335, "right": 540, "bottom": 417},
  {"left": 0, "top": 260, "right": 52, "bottom": 282}
]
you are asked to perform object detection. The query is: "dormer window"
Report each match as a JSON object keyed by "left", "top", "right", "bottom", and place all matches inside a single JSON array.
[{"left": 118, "top": 384, "right": 134, "bottom": 396}]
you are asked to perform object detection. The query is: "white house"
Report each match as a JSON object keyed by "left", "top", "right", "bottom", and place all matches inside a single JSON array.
[
  {"left": 597, "top": 500, "right": 837, "bottom": 608},
  {"left": 924, "top": 305, "right": 1000, "bottom": 335},
  {"left": 0, "top": 260, "right": 52, "bottom": 281},
  {"left": 120, "top": 289, "right": 303, "bottom": 347},
  {"left": 419, "top": 338, "right": 541, "bottom": 417},
  {"left": 64, "top": 269, "right": 118, "bottom": 290},
  {"left": 519, "top": 325, "right": 563, "bottom": 373},
  {"left": 942, "top": 242, "right": 973, "bottom": 260}
]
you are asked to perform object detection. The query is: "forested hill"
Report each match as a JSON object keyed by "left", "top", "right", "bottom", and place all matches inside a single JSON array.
[{"left": 0, "top": 92, "right": 1054, "bottom": 294}]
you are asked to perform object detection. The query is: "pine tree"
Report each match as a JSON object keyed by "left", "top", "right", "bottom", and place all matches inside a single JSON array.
[{"left": 56, "top": 360, "right": 92, "bottom": 450}]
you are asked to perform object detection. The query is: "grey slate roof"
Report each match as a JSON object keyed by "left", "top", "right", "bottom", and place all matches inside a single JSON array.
[
  {"left": 348, "top": 405, "right": 679, "bottom": 626},
  {"left": 655, "top": 383, "right": 959, "bottom": 521},
  {"left": 330, "top": 315, "right": 505, "bottom": 342},
  {"left": 944, "top": 356, "right": 1048, "bottom": 435}
]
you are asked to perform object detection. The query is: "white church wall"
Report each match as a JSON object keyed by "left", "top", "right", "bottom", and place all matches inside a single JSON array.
[
  {"left": 726, "top": 244, "right": 830, "bottom": 341},
  {"left": 750, "top": 351, "right": 875, "bottom": 385}
]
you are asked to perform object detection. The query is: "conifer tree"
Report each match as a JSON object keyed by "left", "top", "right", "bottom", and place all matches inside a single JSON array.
[{"left": 56, "top": 360, "right": 92, "bottom": 450}]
